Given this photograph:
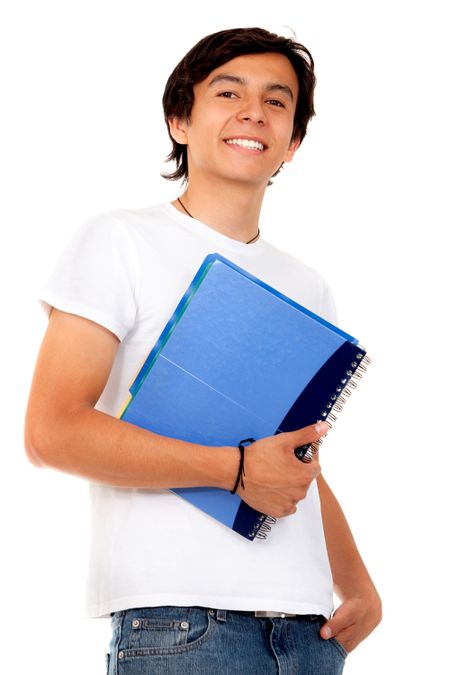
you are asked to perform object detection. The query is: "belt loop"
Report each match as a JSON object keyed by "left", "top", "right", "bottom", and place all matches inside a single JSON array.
[{"left": 216, "top": 609, "right": 227, "bottom": 622}]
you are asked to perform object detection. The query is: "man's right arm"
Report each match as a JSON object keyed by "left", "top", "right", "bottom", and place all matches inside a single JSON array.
[{"left": 24, "top": 308, "right": 327, "bottom": 518}]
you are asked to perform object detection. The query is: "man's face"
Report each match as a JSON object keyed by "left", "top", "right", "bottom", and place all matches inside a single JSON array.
[{"left": 169, "top": 52, "right": 301, "bottom": 188}]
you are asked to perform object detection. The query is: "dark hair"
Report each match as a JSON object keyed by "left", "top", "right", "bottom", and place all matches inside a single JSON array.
[{"left": 161, "top": 27, "right": 316, "bottom": 185}]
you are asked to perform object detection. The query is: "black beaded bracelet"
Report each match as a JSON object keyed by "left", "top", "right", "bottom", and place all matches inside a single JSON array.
[{"left": 230, "top": 438, "right": 255, "bottom": 494}]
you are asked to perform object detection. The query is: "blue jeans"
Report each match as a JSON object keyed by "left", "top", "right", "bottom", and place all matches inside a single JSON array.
[{"left": 106, "top": 606, "right": 347, "bottom": 674}]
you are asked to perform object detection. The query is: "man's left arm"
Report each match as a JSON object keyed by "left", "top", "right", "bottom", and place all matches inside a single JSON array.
[{"left": 316, "top": 473, "right": 382, "bottom": 653}]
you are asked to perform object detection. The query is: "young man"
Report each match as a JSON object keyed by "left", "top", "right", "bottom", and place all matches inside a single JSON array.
[{"left": 25, "top": 27, "right": 381, "bottom": 674}]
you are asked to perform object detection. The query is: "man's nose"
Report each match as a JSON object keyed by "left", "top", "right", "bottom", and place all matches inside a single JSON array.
[{"left": 236, "top": 98, "right": 267, "bottom": 125}]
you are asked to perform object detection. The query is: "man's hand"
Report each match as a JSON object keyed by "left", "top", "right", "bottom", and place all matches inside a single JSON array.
[
  {"left": 320, "top": 592, "right": 382, "bottom": 653},
  {"left": 235, "top": 422, "right": 329, "bottom": 518}
]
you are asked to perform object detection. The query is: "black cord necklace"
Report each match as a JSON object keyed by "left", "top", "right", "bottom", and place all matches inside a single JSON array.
[{"left": 177, "top": 197, "right": 260, "bottom": 244}]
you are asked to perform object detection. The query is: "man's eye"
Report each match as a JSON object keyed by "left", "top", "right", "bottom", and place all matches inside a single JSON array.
[
  {"left": 218, "top": 91, "right": 237, "bottom": 98},
  {"left": 267, "top": 99, "right": 285, "bottom": 107}
]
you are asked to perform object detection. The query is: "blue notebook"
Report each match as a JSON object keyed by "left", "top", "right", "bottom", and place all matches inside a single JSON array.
[{"left": 118, "top": 253, "right": 368, "bottom": 540}]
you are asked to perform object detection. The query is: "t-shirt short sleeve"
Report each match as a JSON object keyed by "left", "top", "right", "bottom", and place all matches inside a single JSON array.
[
  {"left": 39, "top": 212, "right": 139, "bottom": 341},
  {"left": 319, "top": 278, "right": 339, "bottom": 327}
]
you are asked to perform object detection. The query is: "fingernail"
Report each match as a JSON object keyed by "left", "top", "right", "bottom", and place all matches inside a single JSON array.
[
  {"left": 322, "top": 626, "right": 332, "bottom": 639},
  {"left": 315, "top": 422, "right": 328, "bottom": 435}
]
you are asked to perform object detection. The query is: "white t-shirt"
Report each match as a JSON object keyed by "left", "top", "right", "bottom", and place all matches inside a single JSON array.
[{"left": 39, "top": 202, "right": 338, "bottom": 619}]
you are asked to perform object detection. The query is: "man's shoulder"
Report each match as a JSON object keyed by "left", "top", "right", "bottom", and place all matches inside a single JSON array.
[
  {"left": 93, "top": 202, "right": 170, "bottom": 230},
  {"left": 78, "top": 202, "right": 176, "bottom": 250}
]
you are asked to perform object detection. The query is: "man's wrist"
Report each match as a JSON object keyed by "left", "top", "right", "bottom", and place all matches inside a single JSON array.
[{"left": 211, "top": 445, "right": 240, "bottom": 491}]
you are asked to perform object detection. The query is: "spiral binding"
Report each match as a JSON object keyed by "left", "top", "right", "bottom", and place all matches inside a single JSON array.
[
  {"left": 314, "top": 349, "right": 371, "bottom": 439},
  {"left": 252, "top": 350, "right": 371, "bottom": 540},
  {"left": 254, "top": 515, "right": 277, "bottom": 540}
]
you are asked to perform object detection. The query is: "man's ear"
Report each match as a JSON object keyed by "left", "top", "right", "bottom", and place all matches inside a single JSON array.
[
  {"left": 283, "top": 135, "right": 302, "bottom": 163},
  {"left": 168, "top": 116, "right": 189, "bottom": 145}
]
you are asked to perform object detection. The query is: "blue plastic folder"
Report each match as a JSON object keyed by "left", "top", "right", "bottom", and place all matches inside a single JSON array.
[{"left": 119, "top": 253, "right": 367, "bottom": 541}]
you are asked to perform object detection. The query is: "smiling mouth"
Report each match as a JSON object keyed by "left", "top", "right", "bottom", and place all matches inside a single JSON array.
[{"left": 224, "top": 138, "right": 266, "bottom": 152}]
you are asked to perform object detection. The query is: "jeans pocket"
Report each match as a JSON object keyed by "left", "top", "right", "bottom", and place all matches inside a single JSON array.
[
  {"left": 312, "top": 614, "right": 348, "bottom": 659},
  {"left": 330, "top": 636, "right": 348, "bottom": 659},
  {"left": 121, "top": 607, "right": 214, "bottom": 655}
]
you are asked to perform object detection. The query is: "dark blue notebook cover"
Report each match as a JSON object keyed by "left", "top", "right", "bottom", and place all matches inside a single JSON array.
[{"left": 118, "top": 253, "right": 367, "bottom": 540}]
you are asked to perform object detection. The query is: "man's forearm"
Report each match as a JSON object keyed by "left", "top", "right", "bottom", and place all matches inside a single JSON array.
[
  {"left": 317, "top": 474, "right": 381, "bottom": 604},
  {"left": 26, "top": 406, "right": 237, "bottom": 490}
]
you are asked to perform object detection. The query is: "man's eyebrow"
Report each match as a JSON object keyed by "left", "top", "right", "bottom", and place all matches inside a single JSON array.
[
  {"left": 266, "top": 83, "right": 294, "bottom": 102},
  {"left": 208, "top": 74, "right": 294, "bottom": 102}
]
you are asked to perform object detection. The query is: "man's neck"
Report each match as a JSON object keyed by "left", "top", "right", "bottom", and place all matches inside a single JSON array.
[{"left": 172, "top": 178, "right": 266, "bottom": 244}]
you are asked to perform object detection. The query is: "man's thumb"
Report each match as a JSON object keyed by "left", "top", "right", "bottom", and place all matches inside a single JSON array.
[{"left": 320, "top": 622, "right": 334, "bottom": 640}]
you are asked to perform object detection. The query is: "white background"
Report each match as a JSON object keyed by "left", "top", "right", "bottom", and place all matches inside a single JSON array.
[{"left": 1, "top": 1, "right": 448, "bottom": 673}]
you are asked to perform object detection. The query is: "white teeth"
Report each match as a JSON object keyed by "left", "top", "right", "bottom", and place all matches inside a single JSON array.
[{"left": 225, "top": 138, "right": 264, "bottom": 151}]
